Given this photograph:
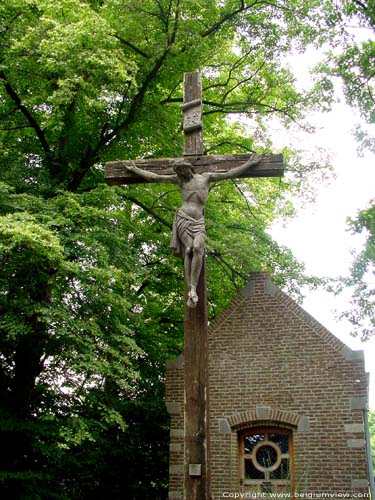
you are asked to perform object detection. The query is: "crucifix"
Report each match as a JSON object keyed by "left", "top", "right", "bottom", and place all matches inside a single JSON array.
[{"left": 105, "top": 72, "right": 283, "bottom": 500}]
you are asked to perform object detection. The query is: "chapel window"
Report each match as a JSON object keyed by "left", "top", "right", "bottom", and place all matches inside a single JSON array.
[{"left": 239, "top": 427, "right": 294, "bottom": 494}]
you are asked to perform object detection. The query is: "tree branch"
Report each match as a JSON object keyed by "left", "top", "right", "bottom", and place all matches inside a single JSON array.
[
  {"left": 230, "top": 179, "right": 258, "bottom": 219},
  {"left": 202, "top": 98, "right": 303, "bottom": 125},
  {"left": 159, "top": 79, "right": 182, "bottom": 105},
  {"left": 56, "top": 85, "right": 80, "bottom": 156},
  {"left": 114, "top": 34, "right": 151, "bottom": 59},
  {"left": 222, "top": 63, "right": 266, "bottom": 103},
  {"left": 200, "top": 0, "right": 265, "bottom": 37},
  {"left": 353, "top": 0, "right": 368, "bottom": 11},
  {"left": 0, "top": 71, "right": 51, "bottom": 154},
  {"left": 209, "top": 249, "right": 248, "bottom": 280},
  {"left": 201, "top": 0, "right": 246, "bottom": 37},
  {"left": 101, "top": 1, "right": 181, "bottom": 148},
  {"left": 124, "top": 194, "right": 172, "bottom": 229},
  {"left": 160, "top": 96, "right": 183, "bottom": 105},
  {"left": 206, "top": 141, "right": 256, "bottom": 154},
  {"left": 136, "top": 270, "right": 177, "bottom": 296},
  {"left": 0, "top": 125, "right": 31, "bottom": 131}
]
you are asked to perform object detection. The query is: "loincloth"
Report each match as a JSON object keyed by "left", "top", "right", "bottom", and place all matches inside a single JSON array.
[{"left": 170, "top": 209, "right": 205, "bottom": 257}]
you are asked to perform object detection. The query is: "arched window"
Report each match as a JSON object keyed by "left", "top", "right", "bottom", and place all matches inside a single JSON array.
[{"left": 239, "top": 426, "right": 294, "bottom": 493}]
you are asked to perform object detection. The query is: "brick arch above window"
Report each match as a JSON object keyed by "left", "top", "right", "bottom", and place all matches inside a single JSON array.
[{"left": 225, "top": 406, "right": 310, "bottom": 433}]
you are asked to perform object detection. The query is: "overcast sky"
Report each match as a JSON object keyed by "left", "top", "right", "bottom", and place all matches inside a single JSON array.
[{"left": 268, "top": 50, "right": 375, "bottom": 408}]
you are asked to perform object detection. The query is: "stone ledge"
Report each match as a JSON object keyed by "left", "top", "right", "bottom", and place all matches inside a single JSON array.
[
  {"left": 265, "top": 276, "right": 279, "bottom": 296},
  {"left": 297, "top": 416, "right": 310, "bottom": 432},
  {"left": 256, "top": 406, "right": 271, "bottom": 420},
  {"left": 340, "top": 345, "right": 365, "bottom": 362},
  {"left": 350, "top": 397, "right": 368, "bottom": 410},
  {"left": 344, "top": 423, "right": 364, "bottom": 433},
  {"left": 218, "top": 418, "right": 231, "bottom": 434},
  {"left": 351, "top": 478, "right": 369, "bottom": 489},
  {"left": 166, "top": 401, "right": 182, "bottom": 415},
  {"left": 239, "top": 280, "right": 256, "bottom": 299},
  {"left": 347, "top": 438, "right": 366, "bottom": 448}
]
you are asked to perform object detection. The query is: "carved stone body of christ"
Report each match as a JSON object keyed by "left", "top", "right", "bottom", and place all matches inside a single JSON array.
[{"left": 126, "top": 154, "right": 262, "bottom": 307}]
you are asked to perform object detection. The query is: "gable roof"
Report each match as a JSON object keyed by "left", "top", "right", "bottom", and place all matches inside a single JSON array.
[{"left": 208, "top": 271, "right": 364, "bottom": 363}]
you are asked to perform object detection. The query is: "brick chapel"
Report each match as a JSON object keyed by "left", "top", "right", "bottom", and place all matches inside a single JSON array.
[{"left": 166, "top": 272, "right": 371, "bottom": 499}]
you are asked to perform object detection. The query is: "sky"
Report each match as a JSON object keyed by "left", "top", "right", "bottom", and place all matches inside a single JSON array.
[{"left": 268, "top": 51, "right": 375, "bottom": 408}]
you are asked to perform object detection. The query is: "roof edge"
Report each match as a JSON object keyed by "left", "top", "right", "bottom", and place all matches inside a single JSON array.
[{"left": 210, "top": 271, "right": 364, "bottom": 362}]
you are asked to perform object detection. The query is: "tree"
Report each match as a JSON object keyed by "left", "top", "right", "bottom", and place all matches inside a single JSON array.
[
  {"left": 318, "top": 0, "right": 375, "bottom": 154},
  {"left": 315, "top": 1, "right": 375, "bottom": 338},
  {"left": 0, "top": 1, "right": 340, "bottom": 498},
  {"left": 369, "top": 409, "right": 375, "bottom": 475},
  {"left": 337, "top": 205, "right": 375, "bottom": 340}
]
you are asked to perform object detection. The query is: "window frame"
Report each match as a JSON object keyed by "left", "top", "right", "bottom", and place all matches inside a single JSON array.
[{"left": 238, "top": 426, "right": 295, "bottom": 493}]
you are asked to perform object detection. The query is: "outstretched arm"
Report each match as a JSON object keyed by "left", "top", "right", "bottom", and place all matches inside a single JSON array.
[
  {"left": 206, "top": 154, "right": 263, "bottom": 182},
  {"left": 124, "top": 161, "right": 178, "bottom": 183}
]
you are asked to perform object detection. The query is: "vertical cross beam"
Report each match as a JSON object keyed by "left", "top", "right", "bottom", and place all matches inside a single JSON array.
[
  {"left": 182, "top": 72, "right": 210, "bottom": 500},
  {"left": 183, "top": 72, "right": 203, "bottom": 156},
  {"left": 104, "top": 71, "right": 284, "bottom": 500}
]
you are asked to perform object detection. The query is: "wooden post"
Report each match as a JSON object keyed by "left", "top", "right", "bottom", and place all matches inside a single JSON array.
[
  {"left": 104, "top": 71, "right": 284, "bottom": 500},
  {"left": 105, "top": 154, "right": 284, "bottom": 185},
  {"left": 183, "top": 72, "right": 203, "bottom": 157},
  {"left": 183, "top": 72, "right": 210, "bottom": 500}
]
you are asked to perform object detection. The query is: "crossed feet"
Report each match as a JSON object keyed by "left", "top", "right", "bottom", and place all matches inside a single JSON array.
[{"left": 187, "top": 287, "right": 199, "bottom": 309}]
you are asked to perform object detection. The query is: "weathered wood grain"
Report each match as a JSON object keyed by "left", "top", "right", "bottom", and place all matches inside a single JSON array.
[
  {"left": 104, "top": 153, "right": 284, "bottom": 185},
  {"left": 182, "top": 72, "right": 210, "bottom": 500}
]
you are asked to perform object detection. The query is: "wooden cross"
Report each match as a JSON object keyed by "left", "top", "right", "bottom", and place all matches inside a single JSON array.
[{"left": 104, "top": 72, "right": 283, "bottom": 500}]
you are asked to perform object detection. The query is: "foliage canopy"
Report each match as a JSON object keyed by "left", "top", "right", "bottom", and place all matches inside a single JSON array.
[
  {"left": 0, "top": 1, "right": 351, "bottom": 498},
  {"left": 315, "top": 0, "right": 375, "bottom": 339}
]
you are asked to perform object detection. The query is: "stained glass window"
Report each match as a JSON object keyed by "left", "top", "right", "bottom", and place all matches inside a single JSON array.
[{"left": 239, "top": 427, "right": 293, "bottom": 493}]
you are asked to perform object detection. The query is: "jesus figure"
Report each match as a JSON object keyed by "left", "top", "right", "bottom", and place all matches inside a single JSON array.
[{"left": 125, "top": 155, "right": 262, "bottom": 308}]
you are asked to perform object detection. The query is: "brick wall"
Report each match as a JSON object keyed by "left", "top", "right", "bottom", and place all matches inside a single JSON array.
[{"left": 166, "top": 272, "right": 369, "bottom": 499}]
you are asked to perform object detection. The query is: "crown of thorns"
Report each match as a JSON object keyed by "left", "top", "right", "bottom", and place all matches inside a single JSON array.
[{"left": 173, "top": 159, "right": 195, "bottom": 173}]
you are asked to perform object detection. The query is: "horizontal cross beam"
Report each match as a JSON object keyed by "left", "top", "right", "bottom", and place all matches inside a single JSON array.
[{"left": 104, "top": 153, "right": 283, "bottom": 185}]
